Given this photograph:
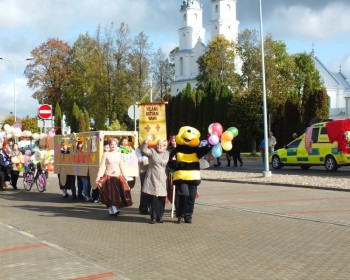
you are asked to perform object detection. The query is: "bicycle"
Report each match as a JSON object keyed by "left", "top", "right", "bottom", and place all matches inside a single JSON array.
[
  {"left": 23, "top": 162, "right": 46, "bottom": 192},
  {"left": 23, "top": 163, "right": 35, "bottom": 191},
  {"left": 35, "top": 162, "right": 47, "bottom": 192}
]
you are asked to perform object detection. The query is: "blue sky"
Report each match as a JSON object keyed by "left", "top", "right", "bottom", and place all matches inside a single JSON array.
[{"left": 0, "top": 0, "right": 349, "bottom": 119}]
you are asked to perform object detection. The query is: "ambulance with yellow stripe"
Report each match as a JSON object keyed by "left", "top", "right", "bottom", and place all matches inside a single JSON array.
[{"left": 270, "top": 119, "right": 350, "bottom": 171}]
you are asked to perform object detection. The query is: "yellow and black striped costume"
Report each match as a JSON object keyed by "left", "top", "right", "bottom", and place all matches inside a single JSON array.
[{"left": 168, "top": 126, "right": 210, "bottom": 186}]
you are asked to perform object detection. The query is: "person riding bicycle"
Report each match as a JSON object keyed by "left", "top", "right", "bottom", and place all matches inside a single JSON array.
[
  {"left": 23, "top": 150, "right": 33, "bottom": 175},
  {"left": 23, "top": 150, "right": 46, "bottom": 192},
  {"left": 34, "top": 160, "right": 45, "bottom": 181},
  {"left": 24, "top": 161, "right": 36, "bottom": 176}
]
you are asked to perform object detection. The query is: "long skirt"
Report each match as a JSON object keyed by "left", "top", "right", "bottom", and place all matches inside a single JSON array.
[{"left": 98, "top": 175, "right": 133, "bottom": 208}]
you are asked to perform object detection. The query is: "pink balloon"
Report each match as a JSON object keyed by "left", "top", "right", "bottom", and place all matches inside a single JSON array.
[
  {"left": 208, "top": 134, "right": 219, "bottom": 146},
  {"left": 211, "top": 123, "right": 223, "bottom": 137}
]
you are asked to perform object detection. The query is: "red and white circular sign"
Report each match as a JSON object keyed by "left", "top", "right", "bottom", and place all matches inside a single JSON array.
[{"left": 38, "top": 104, "right": 52, "bottom": 119}]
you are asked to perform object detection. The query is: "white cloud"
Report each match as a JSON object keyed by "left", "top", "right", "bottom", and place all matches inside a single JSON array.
[
  {"left": 1, "top": 0, "right": 350, "bottom": 118},
  {"left": 268, "top": 3, "right": 350, "bottom": 40},
  {"left": 0, "top": 0, "right": 178, "bottom": 42}
]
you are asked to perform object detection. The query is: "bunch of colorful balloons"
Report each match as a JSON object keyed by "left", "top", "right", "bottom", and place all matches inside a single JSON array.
[
  {"left": 0, "top": 124, "right": 56, "bottom": 141},
  {"left": 207, "top": 122, "right": 239, "bottom": 158}
]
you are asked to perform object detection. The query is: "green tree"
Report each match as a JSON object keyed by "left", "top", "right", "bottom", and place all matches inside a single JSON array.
[
  {"left": 236, "top": 29, "right": 261, "bottom": 88},
  {"left": 108, "top": 119, "right": 121, "bottom": 131},
  {"left": 24, "top": 38, "right": 72, "bottom": 111},
  {"left": 263, "top": 35, "right": 297, "bottom": 109},
  {"left": 21, "top": 116, "right": 40, "bottom": 133},
  {"left": 197, "top": 35, "right": 238, "bottom": 89},
  {"left": 237, "top": 29, "right": 301, "bottom": 148},
  {"left": 314, "top": 87, "right": 329, "bottom": 121},
  {"left": 109, "top": 22, "right": 134, "bottom": 130},
  {"left": 71, "top": 102, "right": 81, "bottom": 132},
  {"left": 84, "top": 113, "right": 90, "bottom": 131},
  {"left": 293, "top": 52, "right": 325, "bottom": 126},
  {"left": 128, "top": 31, "right": 152, "bottom": 102},
  {"left": 282, "top": 96, "right": 301, "bottom": 142},
  {"left": 54, "top": 103, "right": 62, "bottom": 134},
  {"left": 3, "top": 116, "right": 16, "bottom": 127},
  {"left": 179, "top": 84, "right": 197, "bottom": 127},
  {"left": 65, "top": 33, "right": 104, "bottom": 129},
  {"left": 228, "top": 89, "right": 264, "bottom": 153},
  {"left": 78, "top": 114, "right": 86, "bottom": 132},
  {"left": 151, "top": 48, "right": 174, "bottom": 100}
]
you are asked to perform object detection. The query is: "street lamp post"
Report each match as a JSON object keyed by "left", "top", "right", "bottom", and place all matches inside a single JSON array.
[
  {"left": 259, "top": 0, "right": 271, "bottom": 177},
  {"left": 0, "top": 58, "right": 16, "bottom": 121},
  {"left": 0, "top": 56, "right": 34, "bottom": 122}
]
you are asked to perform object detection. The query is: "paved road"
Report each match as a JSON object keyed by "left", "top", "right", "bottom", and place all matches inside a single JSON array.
[{"left": 1, "top": 171, "right": 350, "bottom": 279}]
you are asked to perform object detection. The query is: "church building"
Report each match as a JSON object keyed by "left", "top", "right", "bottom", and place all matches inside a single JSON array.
[
  {"left": 170, "top": 1, "right": 350, "bottom": 120},
  {"left": 171, "top": 0, "right": 239, "bottom": 95},
  {"left": 311, "top": 51, "right": 350, "bottom": 119}
]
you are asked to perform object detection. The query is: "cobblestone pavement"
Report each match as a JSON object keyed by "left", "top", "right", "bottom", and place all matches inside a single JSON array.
[{"left": 1, "top": 160, "right": 350, "bottom": 280}]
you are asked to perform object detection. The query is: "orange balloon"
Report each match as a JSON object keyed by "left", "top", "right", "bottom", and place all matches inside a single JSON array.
[
  {"left": 221, "top": 131, "right": 234, "bottom": 142},
  {"left": 47, "top": 163, "right": 54, "bottom": 172}
]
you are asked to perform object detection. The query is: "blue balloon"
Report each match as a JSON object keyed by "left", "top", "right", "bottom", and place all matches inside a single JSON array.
[{"left": 211, "top": 143, "right": 222, "bottom": 158}]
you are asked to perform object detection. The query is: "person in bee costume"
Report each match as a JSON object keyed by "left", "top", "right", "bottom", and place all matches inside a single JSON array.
[{"left": 168, "top": 126, "right": 211, "bottom": 224}]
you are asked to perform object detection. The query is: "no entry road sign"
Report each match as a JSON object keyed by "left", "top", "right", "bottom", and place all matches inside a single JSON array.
[{"left": 38, "top": 104, "right": 52, "bottom": 119}]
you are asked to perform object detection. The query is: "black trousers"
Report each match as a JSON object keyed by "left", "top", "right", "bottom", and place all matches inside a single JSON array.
[
  {"left": 0, "top": 170, "right": 5, "bottom": 189},
  {"left": 176, "top": 183, "right": 197, "bottom": 219},
  {"left": 232, "top": 150, "right": 243, "bottom": 166},
  {"left": 92, "top": 188, "right": 100, "bottom": 200},
  {"left": 10, "top": 170, "right": 20, "bottom": 188},
  {"left": 150, "top": 195, "right": 166, "bottom": 221}
]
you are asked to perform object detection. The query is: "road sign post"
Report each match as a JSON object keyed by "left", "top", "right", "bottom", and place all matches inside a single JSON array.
[
  {"left": 38, "top": 104, "right": 52, "bottom": 120},
  {"left": 13, "top": 121, "right": 22, "bottom": 129},
  {"left": 37, "top": 104, "right": 53, "bottom": 133},
  {"left": 128, "top": 105, "right": 139, "bottom": 132}
]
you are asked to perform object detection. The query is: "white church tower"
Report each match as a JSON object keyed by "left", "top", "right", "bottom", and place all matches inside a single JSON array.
[
  {"left": 210, "top": 0, "right": 239, "bottom": 43},
  {"left": 171, "top": 0, "right": 240, "bottom": 95},
  {"left": 171, "top": 0, "right": 206, "bottom": 95}
]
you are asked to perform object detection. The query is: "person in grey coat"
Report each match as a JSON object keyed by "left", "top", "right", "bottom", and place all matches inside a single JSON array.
[{"left": 141, "top": 139, "right": 169, "bottom": 224}]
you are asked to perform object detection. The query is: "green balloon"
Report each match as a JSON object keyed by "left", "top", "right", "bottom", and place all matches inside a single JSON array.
[{"left": 227, "top": 127, "right": 238, "bottom": 137}]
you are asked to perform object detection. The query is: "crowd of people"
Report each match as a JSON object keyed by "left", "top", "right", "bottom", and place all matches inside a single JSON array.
[
  {"left": 0, "top": 140, "right": 43, "bottom": 190},
  {"left": 5, "top": 129, "right": 283, "bottom": 223},
  {"left": 2, "top": 129, "right": 294, "bottom": 225},
  {"left": 57, "top": 132, "right": 214, "bottom": 225}
]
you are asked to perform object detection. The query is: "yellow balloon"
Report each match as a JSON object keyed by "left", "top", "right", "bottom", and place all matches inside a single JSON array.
[
  {"left": 221, "top": 131, "right": 234, "bottom": 142},
  {"left": 221, "top": 140, "right": 232, "bottom": 151},
  {"left": 18, "top": 163, "right": 24, "bottom": 172}
]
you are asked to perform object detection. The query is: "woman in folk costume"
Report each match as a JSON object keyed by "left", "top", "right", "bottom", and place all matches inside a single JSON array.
[
  {"left": 141, "top": 138, "right": 169, "bottom": 224},
  {"left": 96, "top": 138, "right": 132, "bottom": 216}
]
